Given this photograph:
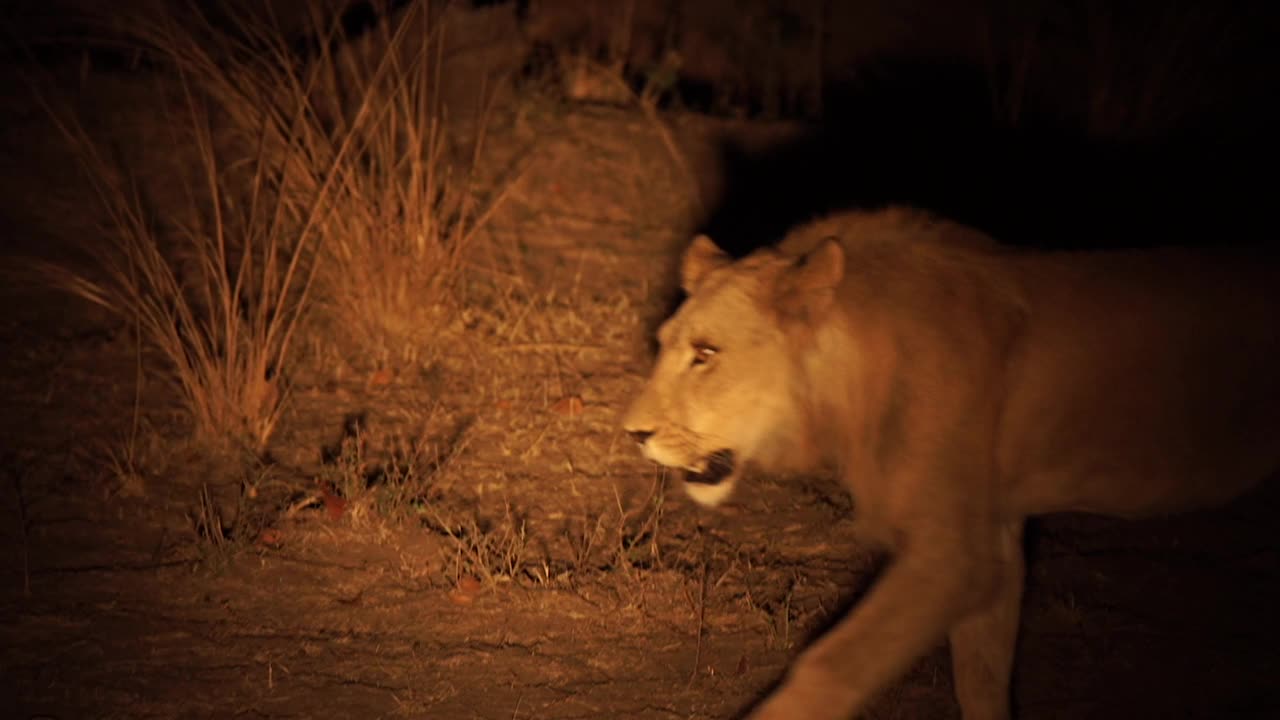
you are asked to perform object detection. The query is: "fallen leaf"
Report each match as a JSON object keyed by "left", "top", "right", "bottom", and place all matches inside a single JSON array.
[
  {"left": 552, "top": 395, "right": 585, "bottom": 417},
  {"left": 321, "top": 486, "right": 347, "bottom": 521},
  {"left": 255, "top": 528, "right": 285, "bottom": 549},
  {"left": 448, "top": 576, "right": 485, "bottom": 606},
  {"left": 367, "top": 367, "right": 395, "bottom": 388}
]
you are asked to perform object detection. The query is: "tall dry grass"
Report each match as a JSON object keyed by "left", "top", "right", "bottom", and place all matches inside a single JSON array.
[
  {"left": 33, "top": 76, "right": 318, "bottom": 453},
  {"left": 33, "top": 1, "right": 501, "bottom": 450},
  {"left": 114, "top": 0, "right": 503, "bottom": 363}
]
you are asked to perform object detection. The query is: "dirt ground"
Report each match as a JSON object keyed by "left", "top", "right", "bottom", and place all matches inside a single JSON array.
[{"left": 4, "top": 18, "right": 1280, "bottom": 720}]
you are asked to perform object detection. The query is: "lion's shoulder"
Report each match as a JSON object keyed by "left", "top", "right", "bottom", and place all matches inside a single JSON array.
[{"left": 772, "top": 208, "right": 1026, "bottom": 323}]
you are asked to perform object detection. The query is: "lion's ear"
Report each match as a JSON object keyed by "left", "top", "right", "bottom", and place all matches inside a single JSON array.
[
  {"left": 795, "top": 237, "right": 845, "bottom": 289},
  {"left": 777, "top": 236, "right": 845, "bottom": 318},
  {"left": 681, "top": 234, "right": 731, "bottom": 293}
]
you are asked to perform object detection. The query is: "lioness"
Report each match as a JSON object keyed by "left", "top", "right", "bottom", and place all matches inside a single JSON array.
[{"left": 622, "top": 206, "right": 1280, "bottom": 720}]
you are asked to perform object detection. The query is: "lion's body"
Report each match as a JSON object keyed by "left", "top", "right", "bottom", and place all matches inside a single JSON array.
[{"left": 622, "top": 207, "right": 1280, "bottom": 720}]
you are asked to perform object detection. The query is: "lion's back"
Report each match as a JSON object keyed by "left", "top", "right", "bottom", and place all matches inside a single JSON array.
[{"left": 1000, "top": 244, "right": 1280, "bottom": 516}]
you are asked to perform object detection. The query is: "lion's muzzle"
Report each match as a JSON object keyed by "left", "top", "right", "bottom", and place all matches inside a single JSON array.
[{"left": 684, "top": 449, "right": 737, "bottom": 485}]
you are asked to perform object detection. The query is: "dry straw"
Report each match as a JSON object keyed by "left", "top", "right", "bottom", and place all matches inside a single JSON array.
[{"left": 31, "top": 1, "right": 506, "bottom": 450}]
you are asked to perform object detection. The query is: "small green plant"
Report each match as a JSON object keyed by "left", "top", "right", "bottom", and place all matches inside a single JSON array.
[
  {"left": 611, "top": 474, "right": 666, "bottom": 572},
  {"left": 190, "top": 483, "right": 230, "bottom": 548},
  {"left": 422, "top": 502, "right": 529, "bottom": 590},
  {"left": 318, "top": 430, "right": 376, "bottom": 523},
  {"left": 99, "top": 437, "right": 148, "bottom": 499}
]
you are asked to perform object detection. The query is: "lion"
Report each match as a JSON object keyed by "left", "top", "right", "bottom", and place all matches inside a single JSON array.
[{"left": 621, "top": 206, "right": 1280, "bottom": 720}]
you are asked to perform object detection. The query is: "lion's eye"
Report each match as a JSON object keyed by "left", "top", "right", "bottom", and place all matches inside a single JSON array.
[{"left": 691, "top": 343, "right": 718, "bottom": 367}]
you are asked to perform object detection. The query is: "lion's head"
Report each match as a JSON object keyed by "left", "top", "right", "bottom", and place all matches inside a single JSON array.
[{"left": 622, "top": 233, "right": 846, "bottom": 506}]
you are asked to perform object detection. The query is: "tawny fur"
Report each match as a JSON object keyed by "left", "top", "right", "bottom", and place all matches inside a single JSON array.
[{"left": 622, "top": 206, "right": 1280, "bottom": 720}]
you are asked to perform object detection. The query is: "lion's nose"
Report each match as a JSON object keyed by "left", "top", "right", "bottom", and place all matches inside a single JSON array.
[{"left": 628, "top": 430, "right": 654, "bottom": 445}]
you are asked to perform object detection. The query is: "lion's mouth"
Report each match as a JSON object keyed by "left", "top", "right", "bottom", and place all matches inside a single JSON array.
[{"left": 683, "top": 449, "right": 737, "bottom": 485}]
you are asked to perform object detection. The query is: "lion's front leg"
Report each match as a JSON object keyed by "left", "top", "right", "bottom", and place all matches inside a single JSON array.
[
  {"left": 745, "top": 538, "right": 1001, "bottom": 720},
  {"left": 949, "top": 520, "right": 1025, "bottom": 720}
]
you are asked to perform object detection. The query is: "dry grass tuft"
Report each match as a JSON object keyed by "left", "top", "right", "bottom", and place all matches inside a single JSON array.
[
  {"left": 29, "top": 0, "right": 509, "bottom": 451},
  {"left": 30, "top": 79, "right": 315, "bottom": 453},
  {"left": 423, "top": 501, "right": 530, "bottom": 591},
  {"left": 106, "top": 0, "right": 510, "bottom": 365}
]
